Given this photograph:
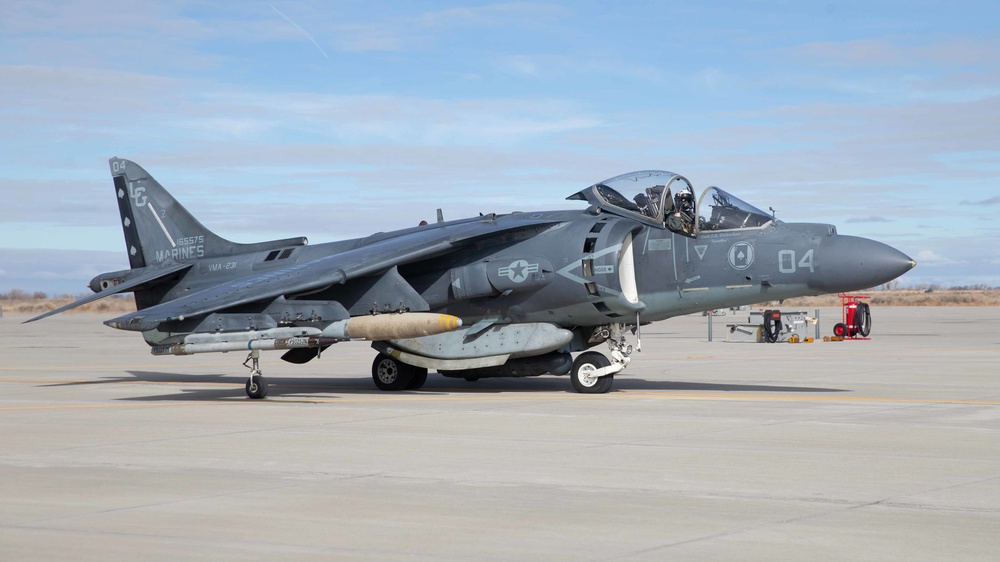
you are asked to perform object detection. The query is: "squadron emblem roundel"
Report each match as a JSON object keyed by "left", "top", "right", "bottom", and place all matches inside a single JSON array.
[{"left": 728, "top": 242, "right": 755, "bottom": 270}]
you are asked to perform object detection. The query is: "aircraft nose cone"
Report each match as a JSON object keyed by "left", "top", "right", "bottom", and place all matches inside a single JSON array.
[{"left": 811, "top": 235, "right": 916, "bottom": 293}]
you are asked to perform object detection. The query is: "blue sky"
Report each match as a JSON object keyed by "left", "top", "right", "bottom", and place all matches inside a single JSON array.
[{"left": 1, "top": 0, "right": 998, "bottom": 294}]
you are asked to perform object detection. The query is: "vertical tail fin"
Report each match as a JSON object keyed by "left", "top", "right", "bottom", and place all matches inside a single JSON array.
[
  {"left": 111, "top": 157, "right": 227, "bottom": 268},
  {"left": 109, "top": 158, "right": 307, "bottom": 268}
]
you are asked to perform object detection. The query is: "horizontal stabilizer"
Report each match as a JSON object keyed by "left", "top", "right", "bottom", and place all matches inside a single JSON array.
[{"left": 22, "top": 262, "right": 192, "bottom": 324}]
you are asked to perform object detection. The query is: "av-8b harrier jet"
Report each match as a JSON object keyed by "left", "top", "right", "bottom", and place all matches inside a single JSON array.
[{"left": 27, "top": 159, "right": 915, "bottom": 398}]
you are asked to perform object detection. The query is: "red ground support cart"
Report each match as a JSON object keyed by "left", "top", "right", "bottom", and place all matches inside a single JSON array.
[{"left": 833, "top": 293, "right": 872, "bottom": 340}]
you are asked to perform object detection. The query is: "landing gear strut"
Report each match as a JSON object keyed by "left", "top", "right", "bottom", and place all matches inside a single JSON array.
[{"left": 243, "top": 349, "right": 268, "bottom": 399}]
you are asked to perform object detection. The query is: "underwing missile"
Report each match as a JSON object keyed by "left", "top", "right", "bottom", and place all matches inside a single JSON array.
[{"left": 151, "top": 336, "right": 335, "bottom": 356}]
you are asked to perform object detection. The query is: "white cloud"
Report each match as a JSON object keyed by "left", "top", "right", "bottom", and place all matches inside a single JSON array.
[
  {"left": 914, "top": 250, "right": 957, "bottom": 266},
  {"left": 499, "top": 55, "right": 542, "bottom": 76},
  {"left": 184, "top": 92, "right": 604, "bottom": 145},
  {"left": 420, "top": 3, "right": 573, "bottom": 27},
  {"left": 791, "top": 37, "right": 1000, "bottom": 69},
  {"left": 960, "top": 195, "right": 1000, "bottom": 206},
  {"left": 332, "top": 23, "right": 404, "bottom": 52},
  {"left": 846, "top": 216, "right": 892, "bottom": 224}
]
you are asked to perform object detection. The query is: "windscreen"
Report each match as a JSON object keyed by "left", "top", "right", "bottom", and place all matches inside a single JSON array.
[{"left": 697, "top": 187, "right": 772, "bottom": 231}]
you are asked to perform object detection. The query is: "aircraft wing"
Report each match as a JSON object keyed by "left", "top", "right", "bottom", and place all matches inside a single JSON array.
[
  {"left": 106, "top": 216, "right": 561, "bottom": 332},
  {"left": 23, "top": 261, "right": 193, "bottom": 324}
]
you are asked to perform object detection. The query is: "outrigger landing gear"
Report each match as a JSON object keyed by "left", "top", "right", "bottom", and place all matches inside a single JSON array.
[
  {"left": 570, "top": 323, "right": 636, "bottom": 394},
  {"left": 243, "top": 349, "right": 269, "bottom": 399}
]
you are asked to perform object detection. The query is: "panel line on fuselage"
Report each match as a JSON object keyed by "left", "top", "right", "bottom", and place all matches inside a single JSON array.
[{"left": 671, "top": 232, "right": 678, "bottom": 282}]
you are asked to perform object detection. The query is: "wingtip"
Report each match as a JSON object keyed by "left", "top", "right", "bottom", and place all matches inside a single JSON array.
[{"left": 22, "top": 310, "right": 53, "bottom": 324}]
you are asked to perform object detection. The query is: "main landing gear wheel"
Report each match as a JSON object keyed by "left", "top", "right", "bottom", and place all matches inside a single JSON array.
[
  {"left": 571, "top": 351, "right": 615, "bottom": 394},
  {"left": 372, "top": 353, "right": 416, "bottom": 391},
  {"left": 405, "top": 368, "right": 428, "bottom": 390},
  {"left": 243, "top": 350, "right": 269, "bottom": 399}
]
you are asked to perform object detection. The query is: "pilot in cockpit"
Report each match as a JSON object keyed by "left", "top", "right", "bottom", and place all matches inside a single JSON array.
[
  {"left": 666, "top": 189, "right": 695, "bottom": 234},
  {"left": 675, "top": 189, "right": 694, "bottom": 217}
]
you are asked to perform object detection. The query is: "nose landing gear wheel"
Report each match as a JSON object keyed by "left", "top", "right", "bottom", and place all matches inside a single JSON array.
[
  {"left": 372, "top": 353, "right": 416, "bottom": 391},
  {"left": 571, "top": 351, "right": 615, "bottom": 394}
]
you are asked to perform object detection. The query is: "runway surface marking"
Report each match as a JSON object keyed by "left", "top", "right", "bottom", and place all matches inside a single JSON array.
[
  {"left": 0, "top": 402, "right": 209, "bottom": 411},
  {"left": 0, "top": 360, "right": 369, "bottom": 372},
  {"left": 1, "top": 385, "right": 999, "bottom": 410}
]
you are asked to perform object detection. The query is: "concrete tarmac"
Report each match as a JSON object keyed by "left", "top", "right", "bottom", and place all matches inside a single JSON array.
[{"left": 1, "top": 307, "right": 998, "bottom": 560}]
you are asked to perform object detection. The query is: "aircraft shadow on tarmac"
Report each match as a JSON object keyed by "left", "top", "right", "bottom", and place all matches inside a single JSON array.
[{"left": 42, "top": 370, "right": 847, "bottom": 401}]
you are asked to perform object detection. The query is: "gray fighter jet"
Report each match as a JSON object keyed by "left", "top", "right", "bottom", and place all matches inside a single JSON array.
[{"left": 27, "top": 159, "right": 915, "bottom": 397}]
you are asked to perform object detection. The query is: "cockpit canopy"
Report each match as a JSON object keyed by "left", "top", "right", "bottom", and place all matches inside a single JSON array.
[
  {"left": 568, "top": 170, "right": 697, "bottom": 232},
  {"left": 697, "top": 186, "right": 772, "bottom": 231},
  {"left": 569, "top": 170, "right": 773, "bottom": 235}
]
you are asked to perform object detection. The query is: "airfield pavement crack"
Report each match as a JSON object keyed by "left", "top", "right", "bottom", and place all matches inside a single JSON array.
[
  {"left": 603, "top": 472, "right": 1000, "bottom": 560},
  {"left": 602, "top": 501, "right": 872, "bottom": 561},
  {"left": 873, "top": 473, "right": 1000, "bottom": 514},
  {"left": 569, "top": 399, "right": 942, "bottom": 456}
]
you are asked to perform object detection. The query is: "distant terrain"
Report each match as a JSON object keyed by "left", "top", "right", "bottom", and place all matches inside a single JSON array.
[
  {"left": 3, "top": 287, "right": 999, "bottom": 318},
  {"left": 1, "top": 290, "right": 136, "bottom": 316},
  {"left": 767, "top": 288, "right": 1000, "bottom": 307}
]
